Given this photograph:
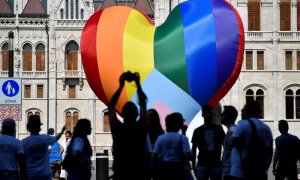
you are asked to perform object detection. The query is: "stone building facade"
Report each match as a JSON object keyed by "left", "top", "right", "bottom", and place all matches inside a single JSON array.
[{"left": 0, "top": 0, "right": 300, "bottom": 153}]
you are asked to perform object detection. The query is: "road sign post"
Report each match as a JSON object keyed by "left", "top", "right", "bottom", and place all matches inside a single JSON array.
[{"left": 0, "top": 78, "right": 22, "bottom": 121}]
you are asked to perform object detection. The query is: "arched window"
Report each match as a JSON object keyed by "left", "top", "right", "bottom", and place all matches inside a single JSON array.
[
  {"left": 27, "top": 111, "right": 33, "bottom": 120},
  {"left": 80, "top": 9, "right": 84, "bottom": 19},
  {"left": 280, "top": 0, "right": 291, "bottom": 31},
  {"left": 1, "top": 43, "right": 9, "bottom": 71},
  {"left": 245, "top": 88, "right": 265, "bottom": 119},
  {"left": 65, "top": 111, "right": 79, "bottom": 131},
  {"left": 248, "top": 0, "right": 260, "bottom": 31},
  {"left": 23, "top": 43, "right": 32, "bottom": 71},
  {"left": 76, "top": 0, "right": 79, "bottom": 19},
  {"left": 286, "top": 89, "right": 294, "bottom": 119},
  {"left": 296, "top": 90, "right": 300, "bottom": 118},
  {"left": 66, "top": 41, "right": 79, "bottom": 71},
  {"left": 36, "top": 43, "right": 45, "bottom": 71},
  {"left": 60, "top": 9, "right": 64, "bottom": 19}
]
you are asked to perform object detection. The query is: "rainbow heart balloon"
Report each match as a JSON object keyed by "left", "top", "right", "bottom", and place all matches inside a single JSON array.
[{"left": 81, "top": 0, "right": 244, "bottom": 121}]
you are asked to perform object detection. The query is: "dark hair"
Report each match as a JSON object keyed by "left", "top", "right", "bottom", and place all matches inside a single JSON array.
[
  {"left": 202, "top": 104, "right": 213, "bottom": 112},
  {"left": 244, "top": 100, "right": 261, "bottom": 118},
  {"left": 147, "top": 109, "right": 164, "bottom": 145},
  {"left": 165, "top": 112, "right": 184, "bottom": 132},
  {"left": 122, "top": 102, "right": 138, "bottom": 124},
  {"left": 1, "top": 119, "right": 16, "bottom": 136},
  {"left": 278, "top": 120, "right": 289, "bottom": 134},
  {"left": 223, "top": 106, "right": 238, "bottom": 123},
  {"left": 48, "top": 128, "right": 54, "bottom": 135},
  {"left": 65, "top": 130, "right": 72, "bottom": 136}
]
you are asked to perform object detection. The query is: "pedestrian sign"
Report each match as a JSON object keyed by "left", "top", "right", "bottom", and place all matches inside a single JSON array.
[{"left": 0, "top": 79, "right": 21, "bottom": 105}]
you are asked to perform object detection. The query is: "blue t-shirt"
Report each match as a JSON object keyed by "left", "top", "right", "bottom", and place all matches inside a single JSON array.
[
  {"left": 72, "top": 137, "right": 92, "bottom": 167},
  {"left": 230, "top": 118, "right": 273, "bottom": 177},
  {"left": 49, "top": 141, "right": 62, "bottom": 163},
  {"left": 0, "top": 135, "right": 24, "bottom": 171},
  {"left": 153, "top": 132, "right": 191, "bottom": 162},
  {"left": 21, "top": 134, "right": 55, "bottom": 179}
]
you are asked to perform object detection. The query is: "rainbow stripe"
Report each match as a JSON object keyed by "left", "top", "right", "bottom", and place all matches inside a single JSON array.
[{"left": 81, "top": 0, "right": 244, "bottom": 121}]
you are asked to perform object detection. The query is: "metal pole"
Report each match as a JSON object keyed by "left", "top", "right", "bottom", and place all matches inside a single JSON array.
[
  {"left": 45, "top": 21, "right": 49, "bottom": 130},
  {"left": 8, "top": 31, "right": 14, "bottom": 77}
]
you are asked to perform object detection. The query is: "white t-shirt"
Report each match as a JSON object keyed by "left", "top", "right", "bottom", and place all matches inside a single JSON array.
[
  {"left": 0, "top": 135, "right": 24, "bottom": 171},
  {"left": 21, "top": 134, "right": 55, "bottom": 179}
]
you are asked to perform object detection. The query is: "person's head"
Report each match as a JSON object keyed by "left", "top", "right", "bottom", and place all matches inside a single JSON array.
[
  {"left": 147, "top": 109, "right": 162, "bottom": 129},
  {"left": 27, "top": 115, "right": 42, "bottom": 134},
  {"left": 202, "top": 104, "right": 213, "bottom": 125},
  {"left": 47, "top": 128, "right": 54, "bottom": 135},
  {"left": 278, "top": 120, "right": 289, "bottom": 134},
  {"left": 242, "top": 100, "right": 261, "bottom": 118},
  {"left": 73, "top": 119, "right": 92, "bottom": 137},
  {"left": 1, "top": 119, "right": 16, "bottom": 137},
  {"left": 65, "top": 130, "right": 72, "bottom": 140},
  {"left": 122, "top": 102, "right": 138, "bottom": 124},
  {"left": 165, "top": 112, "right": 184, "bottom": 132},
  {"left": 221, "top": 106, "right": 238, "bottom": 126}
]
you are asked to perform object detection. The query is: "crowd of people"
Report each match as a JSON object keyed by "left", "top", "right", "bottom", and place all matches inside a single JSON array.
[{"left": 0, "top": 71, "right": 300, "bottom": 180}]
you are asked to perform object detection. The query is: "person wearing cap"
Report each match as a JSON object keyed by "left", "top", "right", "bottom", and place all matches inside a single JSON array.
[
  {"left": 0, "top": 118, "right": 27, "bottom": 180},
  {"left": 21, "top": 115, "right": 66, "bottom": 180}
]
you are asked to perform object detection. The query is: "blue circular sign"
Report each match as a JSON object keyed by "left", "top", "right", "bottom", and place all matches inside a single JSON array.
[{"left": 2, "top": 80, "right": 19, "bottom": 97}]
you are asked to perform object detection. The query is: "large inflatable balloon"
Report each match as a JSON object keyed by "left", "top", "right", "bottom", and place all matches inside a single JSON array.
[{"left": 81, "top": 0, "right": 244, "bottom": 122}]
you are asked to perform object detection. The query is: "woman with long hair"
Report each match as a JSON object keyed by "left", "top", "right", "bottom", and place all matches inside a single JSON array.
[{"left": 64, "top": 119, "right": 92, "bottom": 180}]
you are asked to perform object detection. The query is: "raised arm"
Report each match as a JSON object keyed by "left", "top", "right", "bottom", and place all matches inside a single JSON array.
[
  {"left": 55, "top": 125, "right": 66, "bottom": 141},
  {"left": 134, "top": 73, "right": 147, "bottom": 125}
]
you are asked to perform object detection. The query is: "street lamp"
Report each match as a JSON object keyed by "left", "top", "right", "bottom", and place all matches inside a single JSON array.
[
  {"left": 8, "top": 31, "right": 14, "bottom": 77},
  {"left": 45, "top": 21, "right": 50, "bottom": 129}
]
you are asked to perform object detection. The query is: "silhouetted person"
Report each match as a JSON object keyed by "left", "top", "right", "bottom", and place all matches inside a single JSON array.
[
  {"left": 0, "top": 119, "right": 27, "bottom": 180},
  {"left": 230, "top": 100, "right": 273, "bottom": 180},
  {"left": 153, "top": 112, "right": 192, "bottom": 180},
  {"left": 64, "top": 119, "right": 92, "bottom": 180},
  {"left": 192, "top": 104, "right": 225, "bottom": 180},
  {"left": 60, "top": 130, "right": 72, "bottom": 180},
  {"left": 221, "top": 106, "right": 238, "bottom": 180},
  {"left": 22, "top": 115, "right": 65, "bottom": 180},
  {"left": 147, "top": 109, "right": 164, "bottom": 148},
  {"left": 108, "top": 71, "right": 149, "bottom": 180},
  {"left": 273, "top": 120, "right": 300, "bottom": 180},
  {"left": 48, "top": 128, "right": 63, "bottom": 180}
]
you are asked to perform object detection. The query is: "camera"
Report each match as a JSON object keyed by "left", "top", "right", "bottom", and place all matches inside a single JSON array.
[{"left": 124, "top": 71, "right": 137, "bottom": 82}]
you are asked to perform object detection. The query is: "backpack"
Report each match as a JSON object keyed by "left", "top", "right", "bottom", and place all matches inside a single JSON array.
[{"left": 240, "top": 119, "right": 269, "bottom": 177}]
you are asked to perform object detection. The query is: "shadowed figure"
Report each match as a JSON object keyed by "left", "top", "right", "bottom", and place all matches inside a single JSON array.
[
  {"left": 63, "top": 119, "right": 92, "bottom": 180},
  {"left": 191, "top": 104, "right": 225, "bottom": 180},
  {"left": 21, "top": 115, "right": 65, "bottom": 180},
  {"left": 153, "top": 112, "right": 192, "bottom": 180},
  {"left": 108, "top": 71, "right": 149, "bottom": 180},
  {"left": 147, "top": 109, "right": 164, "bottom": 149},
  {"left": 0, "top": 119, "right": 27, "bottom": 180},
  {"left": 273, "top": 120, "right": 300, "bottom": 180}
]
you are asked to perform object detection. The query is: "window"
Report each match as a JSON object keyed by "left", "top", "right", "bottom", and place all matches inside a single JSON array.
[
  {"left": 76, "top": 0, "right": 79, "bottom": 19},
  {"left": 1, "top": 43, "right": 9, "bottom": 71},
  {"left": 257, "top": 51, "right": 264, "bottom": 70},
  {"left": 297, "top": 51, "right": 300, "bottom": 70},
  {"left": 280, "top": 0, "right": 291, "bottom": 31},
  {"left": 66, "top": 41, "right": 79, "bottom": 70},
  {"left": 245, "top": 88, "right": 265, "bottom": 119},
  {"left": 37, "top": 85, "right": 43, "bottom": 98},
  {"left": 71, "top": 0, "right": 74, "bottom": 19},
  {"left": 297, "top": 0, "right": 300, "bottom": 30},
  {"left": 248, "top": 0, "right": 260, "bottom": 31},
  {"left": 65, "top": 111, "right": 79, "bottom": 131},
  {"left": 285, "top": 89, "right": 300, "bottom": 119},
  {"left": 23, "top": 43, "right": 32, "bottom": 71},
  {"left": 69, "top": 85, "right": 76, "bottom": 98},
  {"left": 103, "top": 112, "right": 110, "bottom": 132},
  {"left": 27, "top": 111, "right": 33, "bottom": 120},
  {"left": 246, "top": 51, "right": 253, "bottom": 70},
  {"left": 285, "top": 51, "right": 293, "bottom": 70},
  {"left": 36, "top": 43, "right": 45, "bottom": 71},
  {"left": 80, "top": 9, "right": 84, "bottom": 19},
  {"left": 60, "top": 9, "right": 64, "bottom": 19},
  {"left": 24, "top": 85, "right": 31, "bottom": 98},
  {"left": 66, "top": 0, "right": 69, "bottom": 19}
]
